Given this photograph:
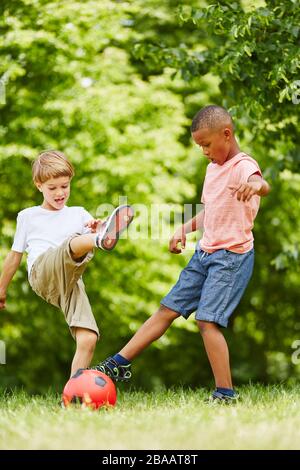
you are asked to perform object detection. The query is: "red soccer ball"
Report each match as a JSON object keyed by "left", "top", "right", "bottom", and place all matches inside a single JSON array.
[{"left": 62, "top": 369, "right": 117, "bottom": 409}]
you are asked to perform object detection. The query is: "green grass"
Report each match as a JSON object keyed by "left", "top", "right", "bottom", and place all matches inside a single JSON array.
[{"left": 1, "top": 385, "right": 300, "bottom": 450}]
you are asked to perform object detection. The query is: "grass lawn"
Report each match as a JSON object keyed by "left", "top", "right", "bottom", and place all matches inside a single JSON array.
[{"left": 1, "top": 384, "right": 300, "bottom": 450}]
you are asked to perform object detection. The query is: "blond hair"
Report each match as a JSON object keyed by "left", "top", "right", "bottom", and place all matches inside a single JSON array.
[{"left": 32, "top": 150, "right": 75, "bottom": 184}]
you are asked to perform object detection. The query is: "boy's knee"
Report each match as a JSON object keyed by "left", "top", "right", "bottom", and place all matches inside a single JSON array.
[
  {"left": 158, "top": 305, "right": 180, "bottom": 322},
  {"left": 197, "top": 320, "right": 217, "bottom": 334},
  {"left": 76, "top": 329, "right": 98, "bottom": 351},
  {"left": 69, "top": 237, "right": 86, "bottom": 262}
]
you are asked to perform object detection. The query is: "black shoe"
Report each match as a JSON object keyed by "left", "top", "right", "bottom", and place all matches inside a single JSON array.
[
  {"left": 91, "top": 356, "right": 132, "bottom": 382},
  {"left": 210, "top": 389, "right": 239, "bottom": 403}
]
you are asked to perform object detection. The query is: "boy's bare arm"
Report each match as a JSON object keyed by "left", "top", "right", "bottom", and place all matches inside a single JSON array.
[
  {"left": 248, "top": 174, "right": 270, "bottom": 197},
  {"left": 183, "top": 210, "right": 205, "bottom": 234},
  {"left": 229, "top": 174, "right": 271, "bottom": 202},
  {"left": 169, "top": 209, "right": 204, "bottom": 254},
  {"left": 0, "top": 251, "right": 23, "bottom": 309}
]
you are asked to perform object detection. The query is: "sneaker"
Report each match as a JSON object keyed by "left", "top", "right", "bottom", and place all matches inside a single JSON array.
[
  {"left": 96, "top": 205, "right": 134, "bottom": 251},
  {"left": 210, "top": 389, "right": 239, "bottom": 403},
  {"left": 91, "top": 356, "right": 132, "bottom": 382}
]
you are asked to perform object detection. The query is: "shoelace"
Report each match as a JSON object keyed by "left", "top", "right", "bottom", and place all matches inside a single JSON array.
[{"left": 93, "top": 357, "right": 119, "bottom": 376}]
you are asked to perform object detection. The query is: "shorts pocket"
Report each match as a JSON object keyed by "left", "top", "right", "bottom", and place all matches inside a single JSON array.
[{"left": 224, "top": 250, "right": 251, "bottom": 272}]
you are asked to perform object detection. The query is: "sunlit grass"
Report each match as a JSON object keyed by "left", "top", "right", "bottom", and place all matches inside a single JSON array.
[{"left": 1, "top": 385, "right": 300, "bottom": 450}]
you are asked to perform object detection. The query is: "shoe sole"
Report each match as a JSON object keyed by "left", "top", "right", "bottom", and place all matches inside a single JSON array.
[
  {"left": 106, "top": 377, "right": 130, "bottom": 383},
  {"left": 113, "top": 375, "right": 131, "bottom": 383},
  {"left": 99, "top": 205, "right": 134, "bottom": 251}
]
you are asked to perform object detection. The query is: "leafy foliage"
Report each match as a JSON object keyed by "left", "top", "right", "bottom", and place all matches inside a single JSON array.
[{"left": 0, "top": 0, "right": 300, "bottom": 392}]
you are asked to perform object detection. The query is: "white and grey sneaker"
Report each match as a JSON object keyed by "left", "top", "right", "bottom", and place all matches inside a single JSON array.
[{"left": 96, "top": 205, "right": 134, "bottom": 251}]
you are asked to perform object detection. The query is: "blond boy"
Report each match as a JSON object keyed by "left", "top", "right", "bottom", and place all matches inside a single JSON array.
[{"left": 0, "top": 150, "right": 133, "bottom": 376}]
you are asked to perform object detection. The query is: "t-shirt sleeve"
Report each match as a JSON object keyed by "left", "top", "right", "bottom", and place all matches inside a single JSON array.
[
  {"left": 234, "top": 159, "right": 262, "bottom": 184},
  {"left": 81, "top": 208, "right": 94, "bottom": 234},
  {"left": 11, "top": 211, "right": 27, "bottom": 253}
]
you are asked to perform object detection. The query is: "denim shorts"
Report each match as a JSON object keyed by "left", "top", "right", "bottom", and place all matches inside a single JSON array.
[{"left": 161, "top": 248, "right": 254, "bottom": 327}]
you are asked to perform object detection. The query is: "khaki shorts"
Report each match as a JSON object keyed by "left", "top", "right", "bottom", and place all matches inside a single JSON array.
[{"left": 29, "top": 234, "right": 99, "bottom": 340}]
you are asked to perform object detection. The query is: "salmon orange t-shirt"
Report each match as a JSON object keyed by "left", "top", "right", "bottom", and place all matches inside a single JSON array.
[{"left": 199, "top": 152, "right": 262, "bottom": 254}]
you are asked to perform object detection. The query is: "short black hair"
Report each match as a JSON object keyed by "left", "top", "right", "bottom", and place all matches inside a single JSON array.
[{"left": 191, "top": 105, "right": 233, "bottom": 132}]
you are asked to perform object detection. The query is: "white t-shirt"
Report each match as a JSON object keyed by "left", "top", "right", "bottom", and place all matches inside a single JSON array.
[{"left": 12, "top": 205, "right": 93, "bottom": 275}]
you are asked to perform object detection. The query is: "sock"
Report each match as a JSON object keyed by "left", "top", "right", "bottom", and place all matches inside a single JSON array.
[
  {"left": 216, "top": 387, "right": 235, "bottom": 397},
  {"left": 113, "top": 353, "right": 131, "bottom": 366}
]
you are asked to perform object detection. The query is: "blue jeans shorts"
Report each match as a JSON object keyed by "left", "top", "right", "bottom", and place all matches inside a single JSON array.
[{"left": 161, "top": 248, "right": 254, "bottom": 327}]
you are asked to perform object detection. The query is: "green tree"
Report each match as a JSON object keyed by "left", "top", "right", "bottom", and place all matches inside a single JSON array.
[
  {"left": 1, "top": 0, "right": 300, "bottom": 392},
  {"left": 0, "top": 0, "right": 201, "bottom": 391},
  {"left": 128, "top": 0, "right": 300, "bottom": 385}
]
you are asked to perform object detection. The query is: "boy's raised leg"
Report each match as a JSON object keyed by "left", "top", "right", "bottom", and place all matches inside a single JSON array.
[
  {"left": 93, "top": 305, "right": 180, "bottom": 380},
  {"left": 69, "top": 205, "right": 134, "bottom": 260},
  {"left": 119, "top": 305, "right": 180, "bottom": 360}
]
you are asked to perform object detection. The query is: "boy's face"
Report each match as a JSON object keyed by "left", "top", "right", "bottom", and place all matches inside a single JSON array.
[
  {"left": 192, "top": 127, "right": 232, "bottom": 165},
  {"left": 36, "top": 176, "right": 71, "bottom": 211}
]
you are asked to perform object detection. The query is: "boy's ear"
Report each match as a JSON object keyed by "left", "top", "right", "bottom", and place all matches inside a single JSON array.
[
  {"left": 224, "top": 127, "right": 232, "bottom": 138},
  {"left": 35, "top": 182, "right": 43, "bottom": 192}
]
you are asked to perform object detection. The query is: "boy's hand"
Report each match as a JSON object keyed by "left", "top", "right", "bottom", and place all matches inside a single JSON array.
[
  {"left": 84, "top": 219, "right": 104, "bottom": 233},
  {"left": 229, "top": 180, "right": 263, "bottom": 202},
  {"left": 0, "top": 291, "right": 6, "bottom": 309},
  {"left": 169, "top": 227, "right": 186, "bottom": 254}
]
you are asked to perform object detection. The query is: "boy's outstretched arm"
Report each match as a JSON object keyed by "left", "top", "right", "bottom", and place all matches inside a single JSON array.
[
  {"left": 248, "top": 174, "right": 270, "bottom": 197},
  {"left": 229, "top": 174, "right": 271, "bottom": 202},
  {"left": 0, "top": 251, "right": 23, "bottom": 309},
  {"left": 169, "top": 209, "right": 204, "bottom": 254}
]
